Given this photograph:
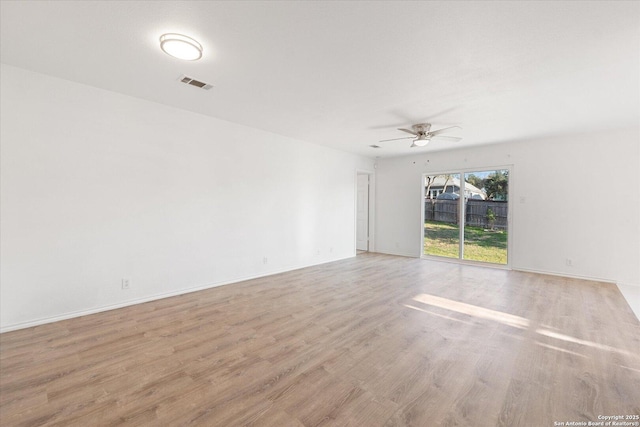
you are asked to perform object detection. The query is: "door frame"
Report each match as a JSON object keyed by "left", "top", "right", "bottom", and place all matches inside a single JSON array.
[
  {"left": 421, "top": 165, "right": 513, "bottom": 269},
  {"left": 355, "top": 169, "right": 375, "bottom": 254}
]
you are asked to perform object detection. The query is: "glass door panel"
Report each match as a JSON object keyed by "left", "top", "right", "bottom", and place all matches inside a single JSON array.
[
  {"left": 462, "top": 170, "right": 509, "bottom": 264},
  {"left": 424, "top": 174, "right": 461, "bottom": 259}
]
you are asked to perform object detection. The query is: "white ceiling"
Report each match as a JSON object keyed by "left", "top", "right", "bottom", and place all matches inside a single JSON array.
[{"left": 1, "top": 1, "right": 638, "bottom": 157}]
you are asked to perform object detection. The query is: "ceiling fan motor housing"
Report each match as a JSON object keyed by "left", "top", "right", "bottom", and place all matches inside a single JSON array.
[{"left": 413, "top": 123, "right": 431, "bottom": 133}]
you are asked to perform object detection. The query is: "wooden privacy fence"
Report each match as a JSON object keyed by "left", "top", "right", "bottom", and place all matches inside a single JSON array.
[{"left": 425, "top": 199, "right": 508, "bottom": 230}]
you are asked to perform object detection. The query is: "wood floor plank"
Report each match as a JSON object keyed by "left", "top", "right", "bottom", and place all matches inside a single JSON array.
[{"left": 1, "top": 253, "right": 638, "bottom": 426}]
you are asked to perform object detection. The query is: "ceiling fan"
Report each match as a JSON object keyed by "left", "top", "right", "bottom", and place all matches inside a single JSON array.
[{"left": 379, "top": 123, "right": 462, "bottom": 147}]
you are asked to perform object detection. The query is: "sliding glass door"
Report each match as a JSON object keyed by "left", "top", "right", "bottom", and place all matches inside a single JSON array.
[{"left": 424, "top": 168, "right": 509, "bottom": 265}]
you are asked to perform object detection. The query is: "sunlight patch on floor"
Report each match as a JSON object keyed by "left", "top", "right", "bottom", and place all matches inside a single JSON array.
[
  {"left": 535, "top": 328, "right": 635, "bottom": 358},
  {"left": 412, "top": 293, "right": 529, "bottom": 329},
  {"left": 410, "top": 293, "right": 637, "bottom": 359},
  {"left": 535, "top": 341, "right": 587, "bottom": 358},
  {"left": 403, "top": 304, "right": 475, "bottom": 325}
]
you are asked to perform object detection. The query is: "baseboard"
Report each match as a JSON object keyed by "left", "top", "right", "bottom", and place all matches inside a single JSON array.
[
  {"left": 373, "top": 249, "right": 419, "bottom": 258},
  {"left": 0, "top": 255, "right": 355, "bottom": 334},
  {"left": 511, "top": 266, "right": 615, "bottom": 284}
]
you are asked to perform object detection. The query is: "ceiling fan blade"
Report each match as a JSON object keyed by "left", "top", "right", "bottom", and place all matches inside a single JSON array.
[
  {"left": 379, "top": 136, "right": 415, "bottom": 142},
  {"left": 428, "top": 126, "right": 462, "bottom": 137},
  {"left": 431, "top": 136, "right": 462, "bottom": 142},
  {"left": 398, "top": 128, "right": 418, "bottom": 136}
]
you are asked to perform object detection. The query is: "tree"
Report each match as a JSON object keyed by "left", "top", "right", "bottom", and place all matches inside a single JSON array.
[
  {"left": 425, "top": 176, "right": 435, "bottom": 200},
  {"left": 441, "top": 174, "right": 452, "bottom": 194},
  {"left": 486, "top": 207, "right": 496, "bottom": 230},
  {"left": 466, "top": 174, "right": 485, "bottom": 191},
  {"left": 484, "top": 171, "right": 509, "bottom": 200}
]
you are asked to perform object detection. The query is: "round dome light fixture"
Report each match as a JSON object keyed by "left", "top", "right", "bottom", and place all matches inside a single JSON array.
[
  {"left": 412, "top": 135, "right": 430, "bottom": 147},
  {"left": 160, "top": 33, "right": 203, "bottom": 61}
]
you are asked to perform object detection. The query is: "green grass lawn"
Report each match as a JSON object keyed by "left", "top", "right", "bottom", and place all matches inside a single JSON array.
[{"left": 424, "top": 221, "right": 508, "bottom": 264}]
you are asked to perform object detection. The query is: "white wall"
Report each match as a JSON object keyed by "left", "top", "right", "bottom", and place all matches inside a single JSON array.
[
  {"left": 0, "top": 64, "right": 374, "bottom": 331},
  {"left": 375, "top": 131, "right": 640, "bottom": 314}
]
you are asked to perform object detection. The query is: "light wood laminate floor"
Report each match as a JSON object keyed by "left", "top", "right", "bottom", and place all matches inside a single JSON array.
[{"left": 1, "top": 253, "right": 639, "bottom": 426}]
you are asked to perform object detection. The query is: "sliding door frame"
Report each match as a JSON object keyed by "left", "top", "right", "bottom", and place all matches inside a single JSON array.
[{"left": 420, "top": 165, "right": 513, "bottom": 269}]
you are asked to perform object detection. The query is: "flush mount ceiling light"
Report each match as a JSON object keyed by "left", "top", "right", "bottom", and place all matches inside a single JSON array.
[{"left": 160, "top": 33, "right": 203, "bottom": 61}]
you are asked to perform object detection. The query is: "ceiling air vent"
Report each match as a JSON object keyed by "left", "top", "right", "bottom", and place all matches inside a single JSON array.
[{"left": 179, "top": 75, "right": 213, "bottom": 90}]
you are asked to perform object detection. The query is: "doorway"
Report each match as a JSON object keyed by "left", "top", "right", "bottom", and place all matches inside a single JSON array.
[
  {"left": 356, "top": 172, "right": 372, "bottom": 252},
  {"left": 423, "top": 168, "right": 510, "bottom": 266}
]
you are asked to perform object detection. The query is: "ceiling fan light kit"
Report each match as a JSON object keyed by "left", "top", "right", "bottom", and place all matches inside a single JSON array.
[{"left": 412, "top": 134, "right": 430, "bottom": 147}]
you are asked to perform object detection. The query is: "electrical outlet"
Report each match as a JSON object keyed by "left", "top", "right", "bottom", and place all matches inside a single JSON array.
[
  {"left": 565, "top": 259, "right": 572, "bottom": 267},
  {"left": 263, "top": 257, "right": 268, "bottom": 264},
  {"left": 122, "top": 278, "right": 130, "bottom": 290}
]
